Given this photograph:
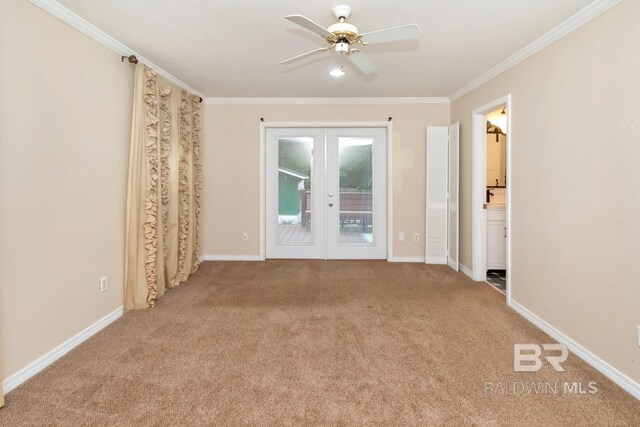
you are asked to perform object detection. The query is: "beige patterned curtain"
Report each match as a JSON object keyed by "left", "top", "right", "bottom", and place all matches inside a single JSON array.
[
  {"left": 1, "top": 357, "right": 4, "bottom": 407},
  {"left": 124, "top": 63, "right": 202, "bottom": 309}
]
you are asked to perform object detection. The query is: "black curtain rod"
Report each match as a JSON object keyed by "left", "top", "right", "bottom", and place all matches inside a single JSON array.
[{"left": 121, "top": 54, "right": 202, "bottom": 103}]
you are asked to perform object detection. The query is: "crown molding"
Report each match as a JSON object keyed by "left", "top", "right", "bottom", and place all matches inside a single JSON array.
[
  {"left": 205, "top": 97, "right": 450, "bottom": 105},
  {"left": 30, "top": 0, "right": 621, "bottom": 104},
  {"left": 28, "top": 0, "right": 203, "bottom": 97},
  {"left": 449, "top": 0, "right": 623, "bottom": 101}
]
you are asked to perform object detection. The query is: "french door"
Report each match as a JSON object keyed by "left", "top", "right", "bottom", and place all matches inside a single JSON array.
[{"left": 266, "top": 127, "right": 387, "bottom": 259}]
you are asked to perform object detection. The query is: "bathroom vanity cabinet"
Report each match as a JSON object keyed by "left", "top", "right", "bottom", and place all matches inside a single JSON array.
[{"left": 486, "top": 205, "right": 506, "bottom": 270}]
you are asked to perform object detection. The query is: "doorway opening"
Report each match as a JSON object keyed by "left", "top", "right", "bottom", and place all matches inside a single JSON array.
[
  {"left": 471, "top": 95, "right": 511, "bottom": 301},
  {"left": 264, "top": 126, "right": 388, "bottom": 260},
  {"left": 485, "top": 106, "right": 508, "bottom": 293}
]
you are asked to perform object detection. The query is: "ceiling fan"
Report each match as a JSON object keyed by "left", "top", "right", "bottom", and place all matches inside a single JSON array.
[{"left": 281, "top": 5, "right": 421, "bottom": 75}]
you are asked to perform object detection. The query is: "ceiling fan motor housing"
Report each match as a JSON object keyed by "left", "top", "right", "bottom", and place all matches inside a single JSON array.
[{"left": 327, "top": 22, "right": 360, "bottom": 44}]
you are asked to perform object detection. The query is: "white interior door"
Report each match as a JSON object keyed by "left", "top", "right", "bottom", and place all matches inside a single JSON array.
[
  {"left": 266, "top": 127, "right": 387, "bottom": 259},
  {"left": 425, "top": 123, "right": 459, "bottom": 270},
  {"left": 425, "top": 126, "right": 448, "bottom": 264},
  {"left": 326, "top": 128, "right": 387, "bottom": 259},
  {"left": 266, "top": 128, "right": 325, "bottom": 258},
  {"left": 447, "top": 122, "right": 460, "bottom": 270}
]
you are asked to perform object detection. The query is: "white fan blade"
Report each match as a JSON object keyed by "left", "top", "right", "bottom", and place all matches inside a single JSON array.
[
  {"left": 360, "top": 24, "right": 421, "bottom": 44},
  {"left": 348, "top": 51, "right": 377, "bottom": 74},
  {"left": 285, "top": 15, "right": 335, "bottom": 40},
  {"left": 280, "top": 47, "right": 331, "bottom": 65}
]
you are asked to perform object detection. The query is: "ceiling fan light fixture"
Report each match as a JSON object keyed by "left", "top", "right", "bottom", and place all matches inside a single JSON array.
[
  {"left": 329, "top": 67, "right": 345, "bottom": 77},
  {"left": 335, "top": 41, "right": 349, "bottom": 53}
]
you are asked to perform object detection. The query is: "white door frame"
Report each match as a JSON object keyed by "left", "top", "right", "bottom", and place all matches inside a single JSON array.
[
  {"left": 471, "top": 95, "right": 512, "bottom": 303},
  {"left": 260, "top": 121, "right": 394, "bottom": 261}
]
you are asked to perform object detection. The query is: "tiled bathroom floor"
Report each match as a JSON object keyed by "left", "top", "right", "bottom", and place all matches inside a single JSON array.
[{"left": 486, "top": 270, "right": 506, "bottom": 292}]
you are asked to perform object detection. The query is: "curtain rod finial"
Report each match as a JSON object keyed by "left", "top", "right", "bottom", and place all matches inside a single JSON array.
[{"left": 121, "top": 55, "right": 138, "bottom": 64}]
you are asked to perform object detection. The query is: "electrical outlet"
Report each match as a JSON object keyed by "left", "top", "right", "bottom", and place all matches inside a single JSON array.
[
  {"left": 413, "top": 233, "right": 419, "bottom": 242},
  {"left": 242, "top": 232, "right": 249, "bottom": 241},
  {"left": 398, "top": 232, "right": 405, "bottom": 241},
  {"left": 99, "top": 276, "right": 108, "bottom": 293}
]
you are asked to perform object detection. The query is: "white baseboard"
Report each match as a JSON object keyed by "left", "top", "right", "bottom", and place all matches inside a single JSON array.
[
  {"left": 202, "top": 254, "right": 262, "bottom": 261},
  {"left": 459, "top": 264, "right": 473, "bottom": 279},
  {"left": 387, "top": 256, "right": 426, "bottom": 263},
  {"left": 3, "top": 306, "right": 124, "bottom": 394},
  {"left": 509, "top": 299, "right": 640, "bottom": 400},
  {"left": 425, "top": 256, "right": 447, "bottom": 265}
]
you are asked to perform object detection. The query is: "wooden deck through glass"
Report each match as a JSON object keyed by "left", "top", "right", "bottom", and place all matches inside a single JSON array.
[{"left": 277, "top": 224, "right": 373, "bottom": 244}]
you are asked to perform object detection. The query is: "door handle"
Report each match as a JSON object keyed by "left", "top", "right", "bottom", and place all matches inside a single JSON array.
[
  {"left": 328, "top": 203, "right": 334, "bottom": 207},
  {"left": 328, "top": 193, "right": 333, "bottom": 198}
]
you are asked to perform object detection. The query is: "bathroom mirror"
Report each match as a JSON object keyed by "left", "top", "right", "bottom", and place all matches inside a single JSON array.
[{"left": 486, "top": 122, "right": 506, "bottom": 187}]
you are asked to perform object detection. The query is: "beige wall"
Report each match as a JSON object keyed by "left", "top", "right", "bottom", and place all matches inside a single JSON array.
[
  {"left": 204, "top": 103, "right": 450, "bottom": 258},
  {"left": 451, "top": 1, "right": 640, "bottom": 383},
  {"left": 4, "top": 0, "right": 637, "bottom": 396},
  {"left": 0, "top": 1, "right": 133, "bottom": 379}
]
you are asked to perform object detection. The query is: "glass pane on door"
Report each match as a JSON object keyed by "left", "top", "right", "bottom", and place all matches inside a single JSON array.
[
  {"left": 338, "top": 137, "right": 374, "bottom": 244},
  {"left": 277, "top": 137, "right": 313, "bottom": 244}
]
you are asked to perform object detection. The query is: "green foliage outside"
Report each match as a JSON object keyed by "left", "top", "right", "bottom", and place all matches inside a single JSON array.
[
  {"left": 278, "top": 139, "right": 373, "bottom": 192},
  {"left": 340, "top": 145, "right": 372, "bottom": 192}
]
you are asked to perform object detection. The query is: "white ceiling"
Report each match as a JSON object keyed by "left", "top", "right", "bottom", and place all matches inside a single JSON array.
[{"left": 56, "top": 0, "right": 595, "bottom": 97}]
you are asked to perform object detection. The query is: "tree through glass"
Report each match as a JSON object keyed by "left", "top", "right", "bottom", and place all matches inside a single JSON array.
[{"left": 338, "top": 137, "right": 374, "bottom": 244}]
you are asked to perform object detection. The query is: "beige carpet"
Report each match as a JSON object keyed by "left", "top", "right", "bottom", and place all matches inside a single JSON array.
[{"left": 1, "top": 261, "right": 639, "bottom": 425}]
